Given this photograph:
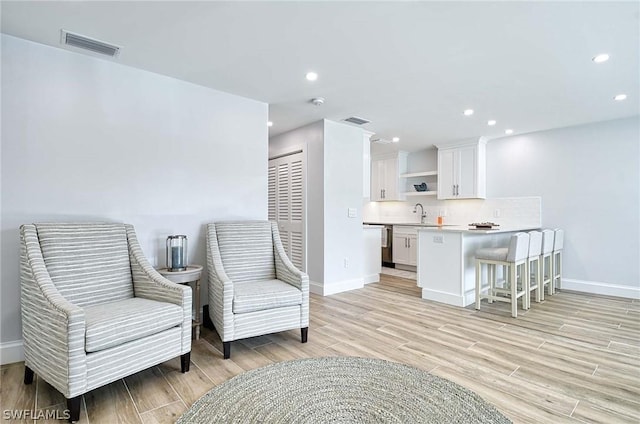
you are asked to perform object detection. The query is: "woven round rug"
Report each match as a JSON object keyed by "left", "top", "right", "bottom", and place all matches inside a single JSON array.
[{"left": 178, "top": 356, "right": 511, "bottom": 423}]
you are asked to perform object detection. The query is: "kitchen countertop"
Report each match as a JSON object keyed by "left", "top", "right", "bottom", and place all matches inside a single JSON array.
[
  {"left": 417, "top": 225, "right": 540, "bottom": 234},
  {"left": 363, "top": 221, "right": 539, "bottom": 234}
]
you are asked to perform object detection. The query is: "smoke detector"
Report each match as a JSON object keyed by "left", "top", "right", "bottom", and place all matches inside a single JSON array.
[{"left": 310, "top": 97, "right": 325, "bottom": 106}]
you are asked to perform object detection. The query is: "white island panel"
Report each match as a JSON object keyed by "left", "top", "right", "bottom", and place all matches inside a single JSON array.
[
  {"left": 417, "top": 228, "right": 533, "bottom": 307},
  {"left": 363, "top": 225, "right": 383, "bottom": 284}
]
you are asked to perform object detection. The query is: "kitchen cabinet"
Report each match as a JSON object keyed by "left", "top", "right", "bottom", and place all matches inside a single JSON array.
[
  {"left": 437, "top": 138, "right": 487, "bottom": 199},
  {"left": 393, "top": 226, "right": 417, "bottom": 266},
  {"left": 371, "top": 151, "right": 408, "bottom": 201}
]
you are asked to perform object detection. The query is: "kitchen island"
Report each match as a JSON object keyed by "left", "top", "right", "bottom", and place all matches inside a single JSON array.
[{"left": 416, "top": 226, "right": 539, "bottom": 307}]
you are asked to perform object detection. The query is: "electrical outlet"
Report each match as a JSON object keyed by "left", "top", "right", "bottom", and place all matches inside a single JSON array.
[
  {"left": 348, "top": 208, "right": 357, "bottom": 218},
  {"left": 493, "top": 209, "right": 501, "bottom": 218},
  {"left": 439, "top": 209, "right": 447, "bottom": 217},
  {"left": 344, "top": 257, "right": 349, "bottom": 268},
  {"left": 433, "top": 235, "right": 444, "bottom": 243}
]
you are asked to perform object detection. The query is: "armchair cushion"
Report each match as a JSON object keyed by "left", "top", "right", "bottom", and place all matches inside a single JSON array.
[
  {"left": 215, "top": 222, "right": 276, "bottom": 283},
  {"left": 36, "top": 223, "right": 134, "bottom": 307},
  {"left": 233, "top": 279, "right": 302, "bottom": 314},
  {"left": 84, "top": 298, "right": 183, "bottom": 353}
]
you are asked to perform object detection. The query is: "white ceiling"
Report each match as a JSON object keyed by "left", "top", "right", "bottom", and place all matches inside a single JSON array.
[{"left": 2, "top": 1, "right": 638, "bottom": 152}]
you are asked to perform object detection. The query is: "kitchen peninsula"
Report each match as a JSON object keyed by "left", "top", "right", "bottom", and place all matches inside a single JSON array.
[{"left": 416, "top": 226, "right": 538, "bottom": 307}]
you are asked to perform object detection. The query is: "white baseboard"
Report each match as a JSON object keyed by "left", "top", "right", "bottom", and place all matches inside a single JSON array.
[
  {"left": 310, "top": 278, "right": 365, "bottom": 296},
  {"left": 421, "top": 288, "right": 469, "bottom": 307},
  {"left": 562, "top": 279, "right": 639, "bottom": 299},
  {"left": 1, "top": 340, "right": 24, "bottom": 365},
  {"left": 363, "top": 273, "right": 380, "bottom": 284},
  {"left": 394, "top": 264, "right": 417, "bottom": 272}
]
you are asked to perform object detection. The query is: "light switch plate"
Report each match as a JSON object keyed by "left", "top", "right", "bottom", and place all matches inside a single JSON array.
[{"left": 348, "top": 208, "right": 357, "bottom": 218}]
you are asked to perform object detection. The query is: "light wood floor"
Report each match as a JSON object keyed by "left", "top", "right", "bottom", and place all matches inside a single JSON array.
[{"left": 2, "top": 275, "right": 639, "bottom": 423}]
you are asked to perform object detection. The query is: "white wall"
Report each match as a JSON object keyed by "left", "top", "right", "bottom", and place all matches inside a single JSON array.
[
  {"left": 1, "top": 35, "right": 268, "bottom": 361},
  {"left": 269, "top": 120, "right": 365, "bottom": 295},
  {"left": 487, "top": 117, "right": 639, "bottom": 295},
  {"left": 269, "top": 121, "right": 324, "bottom": 283},
  {"left": 323, "top": 120, "right": 364, "bottom": 288}
]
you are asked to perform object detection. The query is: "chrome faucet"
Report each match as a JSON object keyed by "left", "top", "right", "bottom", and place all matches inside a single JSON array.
[{"left": 413, "top": 203, "right": 427, "bottom": 224}]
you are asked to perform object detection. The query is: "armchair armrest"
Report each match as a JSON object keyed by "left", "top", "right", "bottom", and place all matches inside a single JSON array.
[
  {"left": 20, "top": 225, "right": 87, "bottom": 398},
  {"left": 271, "top": 223, "right": 309, "bottom": 327},
  {"left": 126, "top": 226, "right": 191, "bottom": 306},
  {"left": 272, "top": 224, "right": 309, "bottom": 292},
  {"left": 125, "top": 225, "right": 191, "bottom": 353}
]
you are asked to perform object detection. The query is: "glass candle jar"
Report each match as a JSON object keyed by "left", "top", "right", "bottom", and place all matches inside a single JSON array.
[{"left": 166, "top": 235, "right": 187, "bottom": 271}]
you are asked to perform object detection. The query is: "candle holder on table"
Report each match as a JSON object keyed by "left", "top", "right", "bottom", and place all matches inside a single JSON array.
[
  {"left": 158, "top": 237, "right": 202, "bottom": 339},
  {"left": 166, "top": 235, "right": 187, "bottom": 272}
]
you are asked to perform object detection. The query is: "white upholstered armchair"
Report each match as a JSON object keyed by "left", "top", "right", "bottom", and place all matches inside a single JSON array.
[
  {"left": 20, "top": 223, "right": 192, "bottom": 422},
  {"left": 206, "top": 221, "right": 309, "bottom": 359}
]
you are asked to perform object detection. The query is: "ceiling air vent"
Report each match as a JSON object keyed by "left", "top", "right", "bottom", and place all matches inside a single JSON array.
[
  {"left": 370, "top": 137, "right": 392, "bottom": 144},
  {"left": 343, "top": 116, "right": 371, "bottom": 125},
  {"left": 61, "top": 30, "right": 121, "bottom": 57}
]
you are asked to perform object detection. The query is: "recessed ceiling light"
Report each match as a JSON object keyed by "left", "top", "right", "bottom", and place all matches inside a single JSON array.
[
  {"left": 392, "top": 137, "right": 400, "bottom": 143},
  {"left": 592, "top": 54, "right": 610, "bottom": 63},
  {"left": 463, "top": 109, "right": 474, "bottom": 116},
  {"left": 305, "top": 72, "right": 318, "bottom": 81},
  {"left": 267, "top": 121, "right": 273, "bottom": 127},
  {"left": 614, "top": 94, "right": 627, "bottom": 101},
  {"left": 505, "top": 129, "right": 514, "bottom": 135},
  {"left": 487, "top": 120, "right": 497, "bottom": 126}
]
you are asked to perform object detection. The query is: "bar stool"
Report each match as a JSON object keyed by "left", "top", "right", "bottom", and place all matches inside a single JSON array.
[
  {"left": 475, "top": 232, "right": 530, "bottom": 318},
  {"left": 526, "top": 231, "right": 543, "bottom": 309},
  {"left": 552, "top": 229, "right": 564, "bottom": 292},
  {"left": 539, "top": 229, "right": 555, "bottom": 299}
]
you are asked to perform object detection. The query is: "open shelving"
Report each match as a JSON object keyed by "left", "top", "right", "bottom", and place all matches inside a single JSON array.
[
  {"left": 403, "top": 190, "right": 437, "bottom": 196},
  {"left": 400, "top": 169, "right": 438, "bottom": 197},
  {"left": 400, "top": 171, "right": 438, "bottom": 178}
]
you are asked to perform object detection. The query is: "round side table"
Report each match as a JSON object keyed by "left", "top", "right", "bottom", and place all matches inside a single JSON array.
[{"left": 157, "top": 265, "right": 203, "bottom": 340}]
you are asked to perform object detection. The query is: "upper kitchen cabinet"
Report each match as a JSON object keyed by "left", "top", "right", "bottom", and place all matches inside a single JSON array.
[
  {"left": 371, "top": 151, "right": 408, "bottom": 201},
  {"left": 437, "top": 138, "right": 487, "bottom": 199}
]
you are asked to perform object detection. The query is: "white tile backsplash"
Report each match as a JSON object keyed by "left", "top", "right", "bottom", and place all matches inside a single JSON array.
[{"left": 362, "top": 196, "right": 541, "bottom": 227}]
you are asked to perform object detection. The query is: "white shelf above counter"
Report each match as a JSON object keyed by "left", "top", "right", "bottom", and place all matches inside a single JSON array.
[
  {"left": 400, "top": 171, "right": 438, "bottom": 178},
  {"left": 402, "top": 191, "right": 437, "bottom": 196}
]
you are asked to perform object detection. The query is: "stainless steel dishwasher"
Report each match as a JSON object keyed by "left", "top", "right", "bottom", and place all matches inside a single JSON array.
[{"left": 382, "top": 225, "right": 394, "bottom": 267}]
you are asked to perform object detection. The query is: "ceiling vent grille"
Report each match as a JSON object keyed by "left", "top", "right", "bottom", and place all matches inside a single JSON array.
[
  {"left": 61, "top": 30, "right": 120, "bottom": 57},
  {"left": 370, "top": 137, "right": 392, "bottom": 144},
  {"left": 343, "top": 116, "right": 370, "bottom": 125}
]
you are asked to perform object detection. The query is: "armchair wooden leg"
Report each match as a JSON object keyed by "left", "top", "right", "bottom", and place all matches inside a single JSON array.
[
  {"left": 301, "top": 327, "right": 308, "bottom": 343},
  {"left": 181, "top": 352, "right": 191, "bottom": 373},
  {"left": 223, "top": 342, "right": 231, "bottom": 359},
  {"left": 24, "top": 365, "right": 34, "bottom": 384},
  {"left": 67, "top": 396, "right": 81, "bottom": 423}
]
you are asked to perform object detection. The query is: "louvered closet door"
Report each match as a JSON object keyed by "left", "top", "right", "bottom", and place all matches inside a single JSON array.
[{"left": 268, "top": 152, "right": 305, "bottom": 271}]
